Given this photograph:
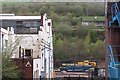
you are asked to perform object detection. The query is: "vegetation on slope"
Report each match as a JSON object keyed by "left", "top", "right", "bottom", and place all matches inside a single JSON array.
[{"left": 2, "top": 2, "right": 105, "bottom": 66}]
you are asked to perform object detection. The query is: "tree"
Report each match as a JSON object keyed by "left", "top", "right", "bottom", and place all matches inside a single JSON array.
[
  {"left": 1, "top": 38, "right": 22, "bottom": 80},
  {"left": 85, "top": 31, "right": 91, "bottom": 53},
  {"left": 89, "top": 30, "right": 97, "bottom": 43},
  {"left": 71, "top": 17, "right": 78, "bottom": 25},
  {"left": 95, "top": 40, "right": 105, "bottom": 60},
  {"left": 2, "top": 54, "right": 21, "bottom": 80}
]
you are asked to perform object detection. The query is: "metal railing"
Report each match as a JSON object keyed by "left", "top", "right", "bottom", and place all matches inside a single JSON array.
[
  {"left": 108, "top": 45, "right": 120, "bottom": 63},
  {"left": 109, "top": 2, "right": 120, "bottom": 27},
  {"left": 108, "top": 45, "right": 120, "bottom": 80},
  {"left": 111, "top": 3, "right": 119, "bottom": 19}
]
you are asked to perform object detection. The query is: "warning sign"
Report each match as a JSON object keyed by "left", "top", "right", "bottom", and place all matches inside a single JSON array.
[{"left": 25, "top": 61, "right": 32, "bottom": 67}]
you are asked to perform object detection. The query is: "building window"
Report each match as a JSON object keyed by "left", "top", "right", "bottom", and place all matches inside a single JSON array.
[
  {"left": 9, "top": 27, "right": 11, "bottom": 31},
  {"left": 16, "top": 21, "right": 23, "bottom": 24},
  {"left": 22, "top": 48, "right": 24, "bottom": 58},
  {"left": 48, "top": 23, "right": 51, "bottom": 26},
  {"left": 25, "top": 49, "right": 32, "bottom": 58},
  {"left": 23, "top": 21, "right": 39, "bottom": 28},
  {"left": 37, "top": 64, "right": 38, "bottom": 68},
  {"left": 5, "top": 40, "right": 8, "bottom": 48},
  {"left": 19, "top": 46, "right": 21, "bottom": 58},
  {"left": 23, "top": 21, "right": 29, "bottom": 27}
]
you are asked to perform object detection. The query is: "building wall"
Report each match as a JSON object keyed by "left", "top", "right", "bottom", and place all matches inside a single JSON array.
[
  {"left": 0, "top": 13, "right": 53, "bottom": 79},
  {"left": 12, "top": 34, "right": 41, "bottom": 58},
  {"left": 8, "top": 27, "right": 15, "bottom": 49},
  {"left": 0, "top": 27, "right": 14, "bottom": 52},
  {"left": 33, "top": 58, "right": 41, "bottom": 79},
  {"left": 0, "top": 28, "right": 8, "bottom": 51},
  {"left": 82, "top": 21, "right": 105, "bottom": 27},
  {"left": 38, "top": 14, "right": 53, "bottom": 78},
  {"left": 13, "top": 58, "right": 33, "bottom": 80}
]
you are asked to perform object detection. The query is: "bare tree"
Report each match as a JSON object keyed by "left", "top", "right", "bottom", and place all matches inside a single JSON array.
[{"left": 2, "top": 37, "right": 22, "bottom": 80}]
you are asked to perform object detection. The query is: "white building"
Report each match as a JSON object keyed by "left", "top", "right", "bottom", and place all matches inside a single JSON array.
[
  {"left": 0, "top": 13, "right": 53, "bottom": 79},
  {"left": 0, "top": 27, "right": 14, "bottom": 52}
]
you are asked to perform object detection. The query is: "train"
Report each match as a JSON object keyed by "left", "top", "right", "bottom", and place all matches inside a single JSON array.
[
  {"left": 77, "top": 60, "right": 97, "bottom": 67},
  {"left": 60, "top": 65, "right": 92, "bottom": 72},
  {"left": 59, "top": 60, "right": 96, "bottom": 72}
]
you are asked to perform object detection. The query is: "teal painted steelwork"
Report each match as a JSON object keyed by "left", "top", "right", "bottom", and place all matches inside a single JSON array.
[
  {"left": 108, "top": 45, "right": 120, "bottom": 80},
  {"left": 109, "top": 2, "right": 120, "bottom": 27},
  {"left": 107, "top": 2, "right": 120, "bottom": 80}
]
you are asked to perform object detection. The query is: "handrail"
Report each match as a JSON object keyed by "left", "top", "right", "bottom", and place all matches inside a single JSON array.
[
  {"left": 109, "top": 2, "right": 120, "bottom": 27},
  {"left": 111, "top": 3, "right": 119, "bottom": 19},
  {"left": 108, "top": 45, "right": 114, "bottom": 63},
  {"left": 108, "top": 45, "right": 120, "bottom": 63},
  {"left": 108, "top": 45, "right": 114, "bottom": 58}
]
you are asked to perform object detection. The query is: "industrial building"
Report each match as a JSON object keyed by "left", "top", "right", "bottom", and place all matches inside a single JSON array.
[
  {"left": 0, "top": 13, "right": 53, "bottom": 80},
  {"left": 81, "top": 16, "right": 105, "bottom": 27},
  {"left": 106, "top": 1, "right": 120, "bottom": 80}
]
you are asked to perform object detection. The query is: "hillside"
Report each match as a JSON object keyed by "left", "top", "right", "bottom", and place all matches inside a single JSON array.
[{"left": 2, "top": 2, "right": 105, "bottom": 67}]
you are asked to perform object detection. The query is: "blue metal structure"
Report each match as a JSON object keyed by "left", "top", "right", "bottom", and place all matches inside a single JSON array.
[
  {"left": 108, "top": 45, "right": 120, "bottom": 79},
  {"left": 107, "top": 2, "right": 120, "bottom": 80},
  {"left": 109, "top": 2, "right": 120, "bottom": 27}
]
